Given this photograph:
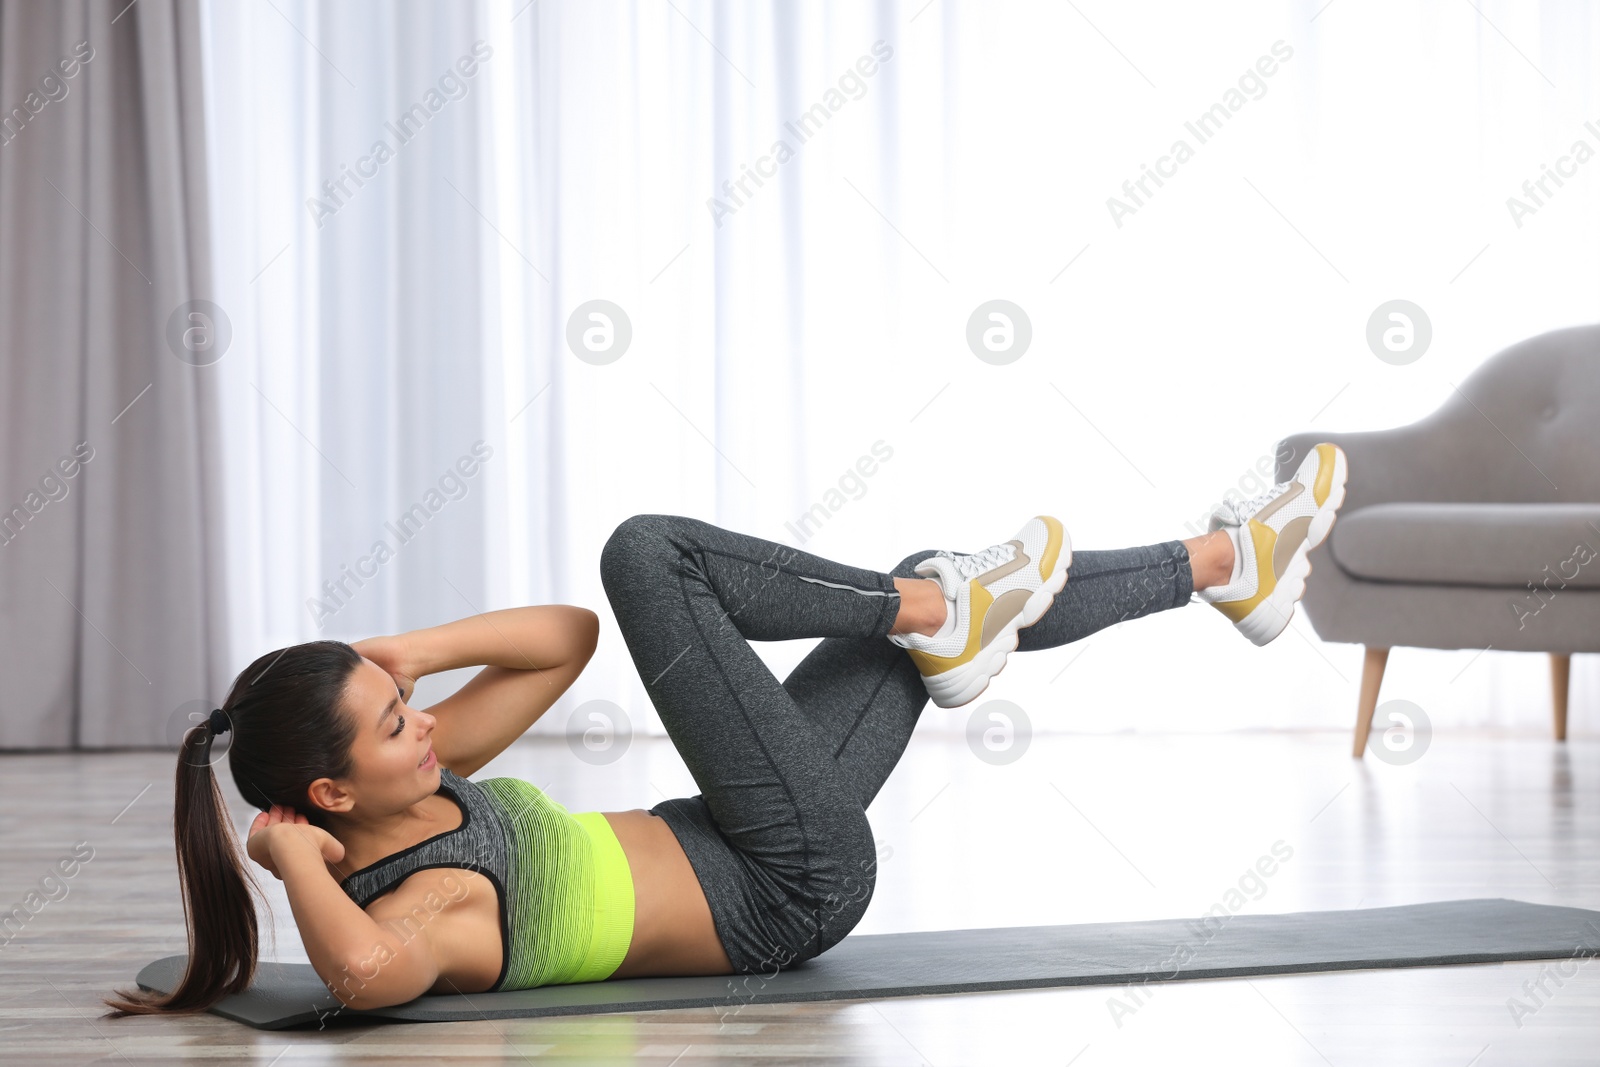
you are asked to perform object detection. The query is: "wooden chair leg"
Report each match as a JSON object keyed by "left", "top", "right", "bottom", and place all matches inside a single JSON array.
[
  {"left": 1353, "top": 646, "right": 1390, "bottom": 758},
  {"left": 1551, "top": 652, "right": 1570, "bottom": 742}
]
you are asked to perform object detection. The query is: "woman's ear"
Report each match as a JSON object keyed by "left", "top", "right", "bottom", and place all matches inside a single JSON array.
[{"left": 303, "top": 776, "right": 355, "bottom": 817}]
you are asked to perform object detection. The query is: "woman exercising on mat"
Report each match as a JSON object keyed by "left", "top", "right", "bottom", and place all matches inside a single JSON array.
[{"left": 103, "top": 443, "right": 1346, "bottom": 1016}]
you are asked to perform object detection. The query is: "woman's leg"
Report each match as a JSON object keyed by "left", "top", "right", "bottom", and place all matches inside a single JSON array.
[
  {"left": 781, "top": 540, "right": 1196, "bottom": 810},
  {"left": 1018, "top": 540, "right": 1194, "bottom": 649},
  {"left": 598, "top": 513, "right": 908, "bottom": 974}
]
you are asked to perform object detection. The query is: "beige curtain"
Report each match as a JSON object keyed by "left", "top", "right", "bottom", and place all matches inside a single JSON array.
[{"left": 0, "top": 0, "right": 228, "bottom": 748}]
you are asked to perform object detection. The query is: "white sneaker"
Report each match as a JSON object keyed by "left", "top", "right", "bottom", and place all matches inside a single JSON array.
[
  {"left": 889, "top": 516, "right": 1071, "bottom": 708},
  {"left": 1195, "top": 443, "right": 1348, "bottom": 645}
]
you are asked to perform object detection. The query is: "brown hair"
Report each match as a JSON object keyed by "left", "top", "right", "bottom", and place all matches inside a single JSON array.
[{"left": 101, "top": 639, "right": 363, "bottom": 1016}]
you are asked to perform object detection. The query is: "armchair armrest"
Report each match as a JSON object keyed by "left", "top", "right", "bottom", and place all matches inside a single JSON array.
[
  {"left": 1275, "top": 424, "right": 1433, "bottom": 515},
  {"left": 1279, "top": 322, "right": 1596, "bottom": 509}
]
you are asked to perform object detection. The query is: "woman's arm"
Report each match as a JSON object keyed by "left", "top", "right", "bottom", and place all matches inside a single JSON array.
[
  {"left": 267, "top": 825, "right": 440, "bottom": 1009},
  {"left": 410, "top": 605, "right": 600, "bottom": 677},
  {"left": 368, "top": 606, "right": 600, "bottom": 777}
]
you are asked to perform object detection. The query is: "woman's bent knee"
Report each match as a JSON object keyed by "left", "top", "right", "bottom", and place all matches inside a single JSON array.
[
  {"left": 800, "top": 816, "right": 882, "bottom": 957},
  {"left": 600, "top": 514, "right": 678, "bottom": 586}
]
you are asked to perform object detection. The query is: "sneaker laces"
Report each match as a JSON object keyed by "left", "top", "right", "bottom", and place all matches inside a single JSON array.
[
  {"left": 1218, "top": 481, "right": 1291, "bottom": 525},
  {"left": 937, "top": 542, "right": 1017, "bottom": 581}
]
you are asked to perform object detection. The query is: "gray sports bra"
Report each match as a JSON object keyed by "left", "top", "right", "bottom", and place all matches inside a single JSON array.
[{"left": 335, "top": 767, "right": 514, "bottom": 991}]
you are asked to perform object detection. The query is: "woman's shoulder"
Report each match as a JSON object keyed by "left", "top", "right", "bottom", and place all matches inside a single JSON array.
[
  {"left": 360, "top": 865, "right": 506, "bottom": 993},
  {"left": 330, "top": 774, "right": 476, "bottom": 888}
]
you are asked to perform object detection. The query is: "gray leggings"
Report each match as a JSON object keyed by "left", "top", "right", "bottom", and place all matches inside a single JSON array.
[{"left": 597, "top": 513, "right": 1193, "bottom": 980}]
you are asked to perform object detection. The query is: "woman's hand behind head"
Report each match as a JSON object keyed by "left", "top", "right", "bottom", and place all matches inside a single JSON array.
[
  {"left": 245, "top": 803, "right": 346, "bottom": 879},
  {"left": 352, "top": 634, "right": 419, "bottom": 703}
]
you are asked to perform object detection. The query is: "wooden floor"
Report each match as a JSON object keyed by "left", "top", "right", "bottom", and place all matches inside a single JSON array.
[{"left": 2, "top": 727, "right": 1597, "bottom": 1066}]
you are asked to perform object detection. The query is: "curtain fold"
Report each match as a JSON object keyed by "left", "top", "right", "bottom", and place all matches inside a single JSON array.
[{"left": 0, "top": 0, "right": 227, "bottom": 748}]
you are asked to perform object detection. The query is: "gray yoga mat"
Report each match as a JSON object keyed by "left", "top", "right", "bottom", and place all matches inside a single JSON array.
[{"left": 135, "top": 898, "right": 1600, "bottom": 1030}]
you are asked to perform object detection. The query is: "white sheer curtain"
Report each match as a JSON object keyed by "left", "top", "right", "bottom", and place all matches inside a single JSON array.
[{"left": 199, "top": 0, "right": 1599, "bottom": 739}]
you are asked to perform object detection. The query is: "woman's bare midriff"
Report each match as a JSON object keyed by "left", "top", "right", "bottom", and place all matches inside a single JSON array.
[{"left": 601, "top": 808, "right": 736, "bottom": 980}]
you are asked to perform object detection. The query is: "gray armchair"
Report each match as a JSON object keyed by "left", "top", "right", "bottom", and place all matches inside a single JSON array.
[{"left": 1276, "top": 322, "right": 1600, "bottom": 757}]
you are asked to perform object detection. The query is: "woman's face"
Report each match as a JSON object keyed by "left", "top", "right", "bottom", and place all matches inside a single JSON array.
[{"left": 312, "top": 657, "right": 439, "bottom": 820}]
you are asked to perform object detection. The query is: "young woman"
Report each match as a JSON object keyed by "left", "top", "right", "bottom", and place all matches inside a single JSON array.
[{"left": 103, "top": 443, "right": 1346, "bottom": 1016}]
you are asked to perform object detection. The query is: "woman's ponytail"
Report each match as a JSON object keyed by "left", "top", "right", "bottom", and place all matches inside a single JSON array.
[
  {"left": 100, "top": 640, "right": 362, "bottom": 1018},
  {"left": 101, "top": 717, "right": 262, "bottom": 1015}
]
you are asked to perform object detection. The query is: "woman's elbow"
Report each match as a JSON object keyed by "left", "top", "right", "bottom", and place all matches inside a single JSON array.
[
  {"left": 573, "top": 607, "right": 600, "bottom": 657},
  {"left": 325, "top": 948, "right": 439, "bottom": 1012}
]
